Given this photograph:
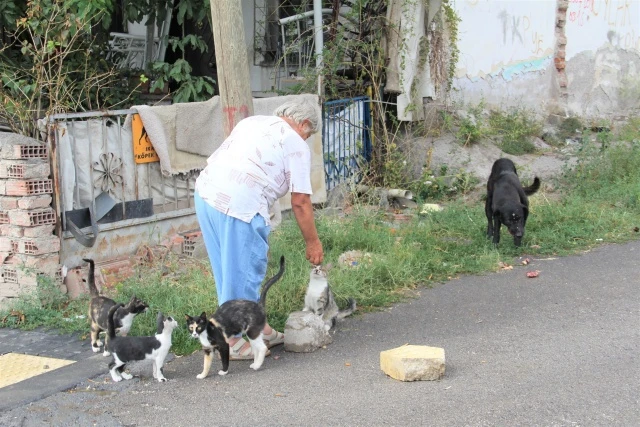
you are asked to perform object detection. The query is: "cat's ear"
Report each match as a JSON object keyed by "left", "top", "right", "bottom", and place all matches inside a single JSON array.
[
  {"left": 200, "top": 312, "right": 207, "bottom": 319},
  {"left": 184, "top": 314, "right": 191, "bottom": 321},
  {"left": 129, "top": 294, "right": 137, "bottom": 302}
]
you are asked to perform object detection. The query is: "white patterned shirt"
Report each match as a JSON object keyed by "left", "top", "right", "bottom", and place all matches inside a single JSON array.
[{"left": 195, "top": 115, "right": 312, "bottom": 225}]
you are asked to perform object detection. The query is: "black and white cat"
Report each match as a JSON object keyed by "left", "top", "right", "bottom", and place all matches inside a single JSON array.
[
  {"left": 83, "top": 258, "right": 148, "bottom": 356},
  {"left": 107, "top": 303, "right": 178, "bottom": 383},
  {"left": 303, "top": 264, "right": 356, "bottom": 331},
  {"left": 191, "top": 255, "right": 285, "bottom": 376}
]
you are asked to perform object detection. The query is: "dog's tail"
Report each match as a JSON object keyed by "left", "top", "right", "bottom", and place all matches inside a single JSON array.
[
  {"left": 259, "top": 255, "right": 285, "bottom": 308},
  {"left": 82, "top": 258, "right": 99, "bottom": 298},
  {"left": 337, "top": 298, "right": 357, "bottom": 320},
  {"left": 523, "top": 177, "right": 541, "bottom": 196},
  {"left": 107, "top": 303, "right": 123, "bottom": 340}
]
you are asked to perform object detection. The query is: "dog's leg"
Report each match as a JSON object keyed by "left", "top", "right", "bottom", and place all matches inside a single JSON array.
[
  {"left": 485, "top": 196, "right": 494, "bottom": 239},
  {"left": 492, "top": 214, "right": 501, "bottom": 245}
]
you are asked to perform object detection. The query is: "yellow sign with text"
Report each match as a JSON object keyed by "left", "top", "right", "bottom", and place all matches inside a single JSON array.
[{"left": 132, "top": 113, "right": 160, "bottom": 164}]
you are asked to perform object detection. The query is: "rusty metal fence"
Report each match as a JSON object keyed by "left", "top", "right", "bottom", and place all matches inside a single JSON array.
[{"left": 48, "top": 110, "right": 198, "bottom": 265}]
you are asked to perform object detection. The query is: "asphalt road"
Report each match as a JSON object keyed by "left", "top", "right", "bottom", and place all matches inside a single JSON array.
[{"left": 1, "top": 240, "right": 638, "bottom": 426}]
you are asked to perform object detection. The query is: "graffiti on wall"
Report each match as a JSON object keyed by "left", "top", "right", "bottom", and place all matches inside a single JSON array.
[
  {"left": 455, "top": 0, "right": 556, "bottom": 81},
  {"left": 566, "top": 0, "right": 640, "bottom": 58}
]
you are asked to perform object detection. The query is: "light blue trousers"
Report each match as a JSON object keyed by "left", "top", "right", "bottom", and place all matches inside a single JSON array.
[{"left": 194, "top": 191, "right": 270, "bottom": 305}]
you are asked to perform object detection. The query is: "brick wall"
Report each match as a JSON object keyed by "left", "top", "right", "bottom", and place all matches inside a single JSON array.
[{"left": 0, "top": 133, "right": 62, "bottom": 303}]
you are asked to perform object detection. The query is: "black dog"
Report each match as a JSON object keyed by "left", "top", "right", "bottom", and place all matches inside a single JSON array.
[{"left": 485, "top": 158, "right": 540, "bottom": 246}]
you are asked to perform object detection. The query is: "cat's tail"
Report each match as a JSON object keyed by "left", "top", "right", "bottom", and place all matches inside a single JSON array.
[
  {"left": 82, "top": 258, "right": 99, "bottom": 298},
  {"left": 337, "top": 298, "right": 357, "bottom": 320},
  {"left": 107, "top": 303, "right": 123, "bottom": 340},
  {"left": 259, "top": 255, "right": 285, "bottom": 308}
]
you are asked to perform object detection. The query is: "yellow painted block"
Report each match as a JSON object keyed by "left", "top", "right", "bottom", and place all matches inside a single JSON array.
[
  {"left": 0, "top": 353, "right": 75, "bottom": 389},
  {"left": 380, "top": 345, "right": 445, "bottom": 381}
]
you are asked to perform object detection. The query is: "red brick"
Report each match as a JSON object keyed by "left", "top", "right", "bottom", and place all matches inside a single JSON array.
[
  {"left": 5, "top": 179, "right": 52, "bottom": 196},
  {"left": 16, "top": 236, "right": 60, "bottom": 255},
  {"left": 18, "top": 195, "right": 52, "bottom": 210},
  {"left": 554, "top": 57, "right": 566, "bottom": 70},
  {"left": 9, "top": 208, "right": 56, "bottom": 226},
  {"left": 4, "top": 253, "right": 60, "bottom": 275}
]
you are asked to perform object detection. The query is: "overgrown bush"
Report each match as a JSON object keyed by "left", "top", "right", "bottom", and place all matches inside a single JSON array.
[{"left": 488, "top": 108, "right": 542, "bottom": 155}]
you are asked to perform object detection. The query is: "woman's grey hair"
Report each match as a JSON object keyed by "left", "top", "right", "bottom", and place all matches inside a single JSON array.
[{"left": 273, "top": 99, "right": 321, "bottom": 134}]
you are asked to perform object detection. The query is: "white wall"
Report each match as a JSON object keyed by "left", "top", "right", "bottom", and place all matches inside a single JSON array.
[
  {"left": 455, "top": 0, "right": 557, "bottom": 81},
  {"left": 565, "top": 0, "right": 640, "bottom": 59},
  {"left": 452, "top": 0, "right": 640, "bottom": 117}
]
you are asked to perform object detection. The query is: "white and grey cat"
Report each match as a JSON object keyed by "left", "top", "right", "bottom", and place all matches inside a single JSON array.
[
  {"left": 106, "top": 304, "right": 178, "bottom": 383},
  {"left": 303, "top": 265, "right": 356, "bottom": 331}
]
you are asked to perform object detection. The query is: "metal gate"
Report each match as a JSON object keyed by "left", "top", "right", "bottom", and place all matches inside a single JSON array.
[
  {"left": 48, "top": 110, "right": 199, "bottom": 267},
  {"left": 322, "top": 96, "right": 372, "bottom": 190}
]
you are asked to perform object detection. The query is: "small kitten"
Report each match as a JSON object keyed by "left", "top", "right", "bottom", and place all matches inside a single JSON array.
[
  {"left": 107, "top": 303, "right": 178, "bottom": 383},
  {"left": 83, "top": 258, "right": 148, "bottom": 356},
  {"left": 303, "top": 265, "right": 356, "bottom": 331},
  {"left": 204, "top": 255, "right": 285, "bottom": 374}
]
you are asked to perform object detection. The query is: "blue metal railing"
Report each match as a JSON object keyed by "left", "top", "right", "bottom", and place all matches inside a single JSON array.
[{"left": 322, "top": 96, "right": 372, "bottom": 190}]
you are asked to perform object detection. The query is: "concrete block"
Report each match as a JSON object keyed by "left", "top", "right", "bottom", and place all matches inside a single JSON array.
[
  {"left": 380, "top": 345, "right": 445, "bottom": 382},
  {"left": 16, "top": 235, "right": 60, "bottom": 255},
  {"left": 0, "top": 225, "right": 23, "bottom": 237},
  {"left": 0, "top": 196, "right": 19, "bottom": 210},
  {"left": 23, "top": 224, "right": 55, "bottom": 238},
  {"left": 0, "top": 160, "right": 50, "bottom": 179},
  {"left": 18, "top": 195, "right": 52, "bottom": 210},
  {"left": 8, "top": 208, "right": 56, "bottom": 226},
  {"left": 3, "top": 253, "right": 60, "bottom": 274},
  {"left": 0, "top": 236, "right": 13, "bottom": 252},
  {"left": 284, "top": 311, "right": 332, "bottom": 353},
  {"left": 0, "top": 181, "right": 4, "bottom": 195},
  {"left": 0, "top": 281, "right": 22, "bottom": 297},
  {"left": 0, "top": 133, "right": 48, "bottom": 160}
]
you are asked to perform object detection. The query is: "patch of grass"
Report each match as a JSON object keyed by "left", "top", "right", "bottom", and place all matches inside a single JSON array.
[
  {"left": 2, "top": 139, "right": 640, "bottom": 356},
  {"left": 488, "top": 108, "right": 542, "bottom": 155},
  {"left": 617, "top": 116, "right": 640, "bottom": 142}
]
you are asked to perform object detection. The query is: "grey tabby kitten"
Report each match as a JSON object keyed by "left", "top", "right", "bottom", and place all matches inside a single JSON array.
[{"left": 303, "top": 265, "right": 356, "bottom": 331}]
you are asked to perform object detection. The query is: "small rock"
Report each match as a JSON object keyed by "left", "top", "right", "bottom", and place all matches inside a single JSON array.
[
  {"left": 380, "top": 345, "right": 445, "bottom": 381},
  {"left": 284, "top": 311, "right": 332, "bottom": 353}
]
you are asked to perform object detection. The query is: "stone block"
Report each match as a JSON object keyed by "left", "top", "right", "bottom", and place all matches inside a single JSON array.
[
  {"left": 0, "top": 196, "right": 19, "bottom": 210},
  {"left": 16, "top": 235, "right": 60, "bottom": 255},
  {"left": 0, "top": 160, "right": 50, "bottom": 179},
  {"left": 380, "top": 345, "right": 445, "bottom": 382},
  {"left": 18, "top": 195, "right": 52, "bottom": 210},
  {"left": 284, "top": 311, "right": 332, "bottom": 353},
  {"left": 23, "top": 224, "right": 55, "bottom": 238},
  {"left": 0, "top": 224, "right": 23, "bottom": 237}
]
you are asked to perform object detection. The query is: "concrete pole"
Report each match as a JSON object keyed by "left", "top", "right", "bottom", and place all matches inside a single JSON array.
[{"left": 210, "top": 0, "right": 254, "bottom": 137}]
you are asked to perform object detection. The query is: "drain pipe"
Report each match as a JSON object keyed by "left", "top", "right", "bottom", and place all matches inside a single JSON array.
[{"left": 313, "top": 0, "right": 324, "bottom": 96}]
